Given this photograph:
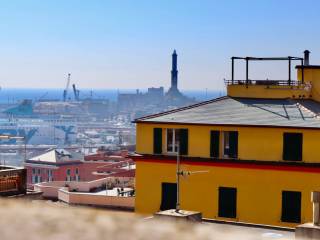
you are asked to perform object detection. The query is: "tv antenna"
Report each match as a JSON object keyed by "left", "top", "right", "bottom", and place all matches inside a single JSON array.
[{"left": 176, "top": 143, "right": 209, "bottom": 212}]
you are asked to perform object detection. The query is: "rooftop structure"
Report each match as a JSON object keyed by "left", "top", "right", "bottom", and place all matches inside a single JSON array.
[
  {"left": 133, "top": 50, "right": 320, "bottom": 228},
  {"left": 225, "top": 50, "right": 320, "bottom": 101},
  {"left": 34, "top": 176, "right": 135, "bottom": 209}
]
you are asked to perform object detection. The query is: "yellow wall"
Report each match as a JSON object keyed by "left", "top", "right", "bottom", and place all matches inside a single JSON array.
[
  {"left": 297, "top": 68, "right": 320, "bottom": 102},
  {"left": 136, "top": 123, "right": 320, "bottom": 163},
  {"left": 227, "top": 84, "right": 310, "bottom": 99},
  {"left": 135, "top": 160, "right": 319, "bottom": 227}
]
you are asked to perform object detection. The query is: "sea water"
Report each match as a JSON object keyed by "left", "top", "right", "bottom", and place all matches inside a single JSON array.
[{"left": 0, "top": 88, "right": 225, "bottom": 103}]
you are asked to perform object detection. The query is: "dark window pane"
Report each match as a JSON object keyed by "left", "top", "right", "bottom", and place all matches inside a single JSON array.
[
  {"left": 223, "top": 132, "right": 230, "bottom": 156},
  {"left": 160, "top": 182, "right": 177, "bottom": 211},
  {"left": 210, "top": 131, "right": 220, "bottom": 158},
  {"left": 179, "top": 129, "right": 188, "bottom": 155},
  {"left": 229, "top": 131, "right": 238, "bottom": 158},
  {"left": 174, "top": 129, "right": 180, "bottom": 153},
  {"left": 218, "top": 187, "right": 237, "bottom": 218},
  {"left": 167, "top": 129, "right": 173, "bottom": 152},
  {"left": 153, "top": 128, "right": 162, "bottom": 154},
  {"left": 281, "top": 191, "right": 301, "bottom": 223},
  {"left": 283, "top": 133, "right": 303, "bottom": 161}
]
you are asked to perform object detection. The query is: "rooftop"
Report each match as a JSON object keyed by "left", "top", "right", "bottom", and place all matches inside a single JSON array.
[
  {"left": 28, "top": 148, "right": 83, "bottom": 164},
  {"left": 135, "top": 96, "right": 320, "bottom": 129}
]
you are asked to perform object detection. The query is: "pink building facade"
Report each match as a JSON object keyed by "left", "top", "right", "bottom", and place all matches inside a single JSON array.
[
  {"left": 25, "top": 148, "right": 135, "bottom": 188},
  {"left": 24, "top": 149, "right": 107, "bottom": 187}
]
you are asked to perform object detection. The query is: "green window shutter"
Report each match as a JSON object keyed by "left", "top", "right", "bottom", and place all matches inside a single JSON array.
[
  {"left": 153, "top": 128, "right": 162, "bottom": 154},
  {"left": 210, "top": 131, "right": 220, "bottom": 158},
  {"left": 283, "top": 133, "right": 303, "bottom": 161},
  {"left": 179, "top": 129, "right": 188, "bottom": 155},
  {"left": 229, "top": 131, "right": 238, "bottom": 158}
]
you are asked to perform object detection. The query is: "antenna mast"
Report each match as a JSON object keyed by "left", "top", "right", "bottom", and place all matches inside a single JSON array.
[
  {"left": 175, "top": 142, "right": 209, "bottom": 213},
  {"left": 176, "top": 144, "right": 181, "bottom": 212},
  {"left": 63, "top": 73, "right": 71, "bottom": 102}
]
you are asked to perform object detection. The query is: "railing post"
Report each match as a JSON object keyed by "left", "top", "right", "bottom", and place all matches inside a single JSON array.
[
  {"left": 246, "top": 57, "right": 249, "bottom": 86},
  {"left": 301, "top": 59, "right": 305, "bottom": 84},
  {"left": 231, "top": 57, "right": 234, "bottom": 84},
  {"left": 288, "top": 56, "right": 291, "bottom": 85}
]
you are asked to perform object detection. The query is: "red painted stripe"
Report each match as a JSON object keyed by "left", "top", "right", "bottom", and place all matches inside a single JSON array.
[{"left": 135, "top": 158, "right": 320, "bottom": 173}]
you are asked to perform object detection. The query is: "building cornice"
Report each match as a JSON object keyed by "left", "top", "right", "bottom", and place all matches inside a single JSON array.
[
  {"left": 133, "top": 121, "right": 320, "bottom": 130},
  {"left": 132, "top": 154, "right": 320, "bottom": 173}
]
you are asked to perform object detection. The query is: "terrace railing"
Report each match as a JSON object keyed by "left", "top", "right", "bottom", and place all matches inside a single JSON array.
[{"left": 224, "top": 79, "right": 302, "bottom": 87}]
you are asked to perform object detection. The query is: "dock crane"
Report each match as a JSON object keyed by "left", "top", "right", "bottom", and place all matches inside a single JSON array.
[
  {"left": 72, "top": 84, "right": 80, "bottom": 101},
  {"left": 63, "top": 73, "right": 71, "bottom": 102}
]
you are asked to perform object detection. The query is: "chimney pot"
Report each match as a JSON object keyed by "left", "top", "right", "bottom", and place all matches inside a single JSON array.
[{"left": 304, "top": 50, "right": 310, "bottom": 66}]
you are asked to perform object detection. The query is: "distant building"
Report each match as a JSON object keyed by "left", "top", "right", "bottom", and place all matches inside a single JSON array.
[
  {"left": 133, "top": 50, "right": 320, "bottom": 228},
  {"left": 24, "top": 149, "right": 106, "bottom": 186},
  {"left": 25, "top": 148, "right": 135, "bottom": 187},
  {"left": 117, "top": 50, "right": 196, "bottom": 115},
  {"left": 164, "top": 50, "right": 195, "bottom": 106},
  {"left": 0, "top": 165, "right": 26, "bottom": 196},
  {"left": 84, "top": 149, "right": 135, "bottom": 177}
]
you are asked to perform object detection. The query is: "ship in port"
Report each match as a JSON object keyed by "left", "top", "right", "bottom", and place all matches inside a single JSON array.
[
  {"left": 0, "top": 100, "right": 77, "bottom": 145},
  {"left": 0, "top": 118, "right": 77, "bottom": 145}
]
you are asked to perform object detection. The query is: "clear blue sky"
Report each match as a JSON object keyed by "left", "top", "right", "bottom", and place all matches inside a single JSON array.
[{"left": 0, "top": 0, "right": 320, "bottom": 90}]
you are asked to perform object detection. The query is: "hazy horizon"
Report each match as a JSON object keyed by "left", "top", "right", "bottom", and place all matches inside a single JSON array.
[{"left": 0, "top": 88, "right": 224, "bottom": 103}]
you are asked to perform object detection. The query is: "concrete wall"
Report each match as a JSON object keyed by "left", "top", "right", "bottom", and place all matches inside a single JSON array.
[
  {"left": 35, "top": 177, "right": 134, "bottom": 199},
  {"left": 58, "top": 188, "right": 134, "bottom": 209}
]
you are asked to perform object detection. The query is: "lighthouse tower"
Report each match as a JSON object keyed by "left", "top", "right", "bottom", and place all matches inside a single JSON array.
[
  {"left": 171, "top": 50, "right": 178, "bottom": 91},
  {"left": 166, "top": 50, "right": 183, "bottom": 98}
]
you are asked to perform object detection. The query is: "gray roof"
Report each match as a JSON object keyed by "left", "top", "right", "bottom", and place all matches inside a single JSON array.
[{"left": 136, "top": 96, "right": 320, "bottom": 129}]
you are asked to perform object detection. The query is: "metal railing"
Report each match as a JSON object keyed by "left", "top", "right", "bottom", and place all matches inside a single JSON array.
[{"left": 224, "top": 79, "right": 302, "bottom": 87}]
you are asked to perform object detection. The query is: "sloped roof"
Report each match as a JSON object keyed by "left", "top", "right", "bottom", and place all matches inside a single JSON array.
[
  {"left": 135, "top": 96, "right": 320, "bottom": 129},
  {"left": 29, "top": 149, "right": 83, "bottom": 163}
]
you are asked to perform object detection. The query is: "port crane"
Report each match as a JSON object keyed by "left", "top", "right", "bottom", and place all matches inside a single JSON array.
[
  {"left": 72, "top": 84, "right": 80, "bottom": 101},
  {"left": 63, "top": 73, "right": 71, "bottom": 102}
]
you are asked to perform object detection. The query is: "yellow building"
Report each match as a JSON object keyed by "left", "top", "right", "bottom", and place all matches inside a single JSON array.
[{"left": 133, "top": 50, "right": 320, "bottom": 227}]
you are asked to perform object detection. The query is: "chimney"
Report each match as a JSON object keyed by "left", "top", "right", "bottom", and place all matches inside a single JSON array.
[{"left": 304, "top": 50, "right": 310, "bottom": 66}]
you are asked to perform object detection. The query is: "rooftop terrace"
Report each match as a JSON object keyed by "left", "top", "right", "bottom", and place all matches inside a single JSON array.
[{"left": 224, "top": 51, "right": 320, "bottom": 100}]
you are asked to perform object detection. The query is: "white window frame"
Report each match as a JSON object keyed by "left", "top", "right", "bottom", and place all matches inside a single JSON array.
[
  {"left": 48, "top": 169, "right": 53, "bottom": 182},
  {"left": 66, "top": 169, "right": 71, "bottom": 182},
  {"left": 166, "top": 128, "right": 179, "bottom": 154},
  {"left": 222, "top": 131, "right": 230, "bottom": 158},
  {"left": 32, "top": 175, "right": 36, "bottom": 184}
]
